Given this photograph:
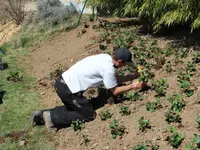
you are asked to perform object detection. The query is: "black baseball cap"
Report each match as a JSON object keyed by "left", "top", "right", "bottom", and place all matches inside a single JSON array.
[{"left": 114, "top": 48, "right": 133, "bottom": 62}]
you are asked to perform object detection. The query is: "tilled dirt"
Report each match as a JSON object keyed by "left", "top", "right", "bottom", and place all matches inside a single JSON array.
[{"left": 26, "top": 22, "right": 200, "bottom": 150}]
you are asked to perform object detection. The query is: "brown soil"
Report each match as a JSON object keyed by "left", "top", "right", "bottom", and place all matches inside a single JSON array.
[{"left": 25, "top": 21, "right": 200, "bottom": 150}]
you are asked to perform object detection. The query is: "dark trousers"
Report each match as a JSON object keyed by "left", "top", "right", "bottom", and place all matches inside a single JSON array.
[{"left": 50, "top": 77, "right": 95, "bottom": 128}]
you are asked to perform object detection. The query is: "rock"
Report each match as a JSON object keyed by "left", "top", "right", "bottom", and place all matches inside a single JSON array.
[
  {"left": 91, "top": 143, "right": 98, "bottom": 149},
  {"left": 104, "top": 146, "right": 110, "bottom": 150},
  {"left": 40, "top": 92, "right": 45, "bottom": 95},
  {"left": 19, "top": 140, "right": 26, "bottom": 146}
]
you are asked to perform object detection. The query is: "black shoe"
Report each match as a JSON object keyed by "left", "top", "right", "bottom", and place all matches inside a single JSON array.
[{"left": 30, "top": 110, "right": 44, "bottom": 126}]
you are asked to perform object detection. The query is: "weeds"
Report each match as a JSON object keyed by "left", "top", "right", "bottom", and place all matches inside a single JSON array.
[
  {"left": 71, "top": 120, "right": 85, "bottom": 131},
  {"left": 167, "top": 127, "right": 184, "bottom": 148},
  {"left": 119, "top": 106, "right": 131, "bottom": 116},
  {"left": 109, "top": 120, "right": 126, "bottom": 139},
  {"left": 7, "top": 71, "right": 23, "bottom": 82},
  {"left": 138, "top": 117, "right": 151, "bottom": 132},
  {"left": 99, "top": 109, "right": 112, "bottom": 121}
]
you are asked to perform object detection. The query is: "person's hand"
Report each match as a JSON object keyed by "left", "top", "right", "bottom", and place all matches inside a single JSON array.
[{"left": 132, "top": 80, "right": 146, "bottom": 89}]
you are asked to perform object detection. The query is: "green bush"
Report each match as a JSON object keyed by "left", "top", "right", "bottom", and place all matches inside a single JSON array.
[{"left": 89, "top": 0, "right": 200, "bottom": 32}]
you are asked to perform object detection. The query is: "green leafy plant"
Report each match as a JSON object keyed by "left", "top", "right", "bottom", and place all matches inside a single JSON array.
[
  {"left": 198, "top": 93, "right": 200, "bottom": 104},
  {"left": 7, "top": 71, "right": 23, "bottom": 82},
  {"left": 109, "top": 119, "right": 126, "bottom": 139},
  {"left": 178, "top": 48, "right": 188, "bottom": 59},
  {"left": 99, "top": 109, "right": 113, "bottom": 121},
  {"left": 168, "top": 127, "right": 184, "bottom": 148},
  {"left": 138, "top": 117, "right": 151, "bottom": 132},
  {"left": 196, "top": 114, "right": 200, "bottom": 129},
  {"left": 120, "top": 106, "right": 131, "bottom": 116},
  {"left": 165, "top": 61, "right": 173, "bottom": 73},
  {"left": 185, "top": 134, "right": 200, "bottom": 150},
  {"left": 132, "top": 144, "right": 147, "bottom": 150},
  {"left": 146, "top": 98, "right": 162, "bottom": 112},
  {"left": 132, "top": 140, "right": 159, "bottom": 150},
  {"left": 186, "top": 134, "right": 200, "bottom": 150},
  {"left": 124, "top": 91, "right": 143, "bottom": 101},
  {"left": 185, "top": 61, "right": 196, "bottom": 72},
  {"left": 71, "top": 119, "right": 85, "bottom": 131},
  {"left": 139, "top": 70, "right": 155, "bottom": 83},
  {"left": 177, "top": 72, "right": 194, "bottom": 97},
  {"left": 192, "top": 53, "right": 200, "bottom": 63},
  {"left": 165, "top": 110, "right": 181, "bottom": 123},
  {"left": 151, "top": 78, "right": 168, "bottom": 97},
  {"left": 177, "top": 71, "right": 191, "bottom": 82},
  {"left": 168, "top": 93, "right": 185, "bottom": 112},
  {"left": 178, "top": 80, "right": 194, "bottom": 97}
]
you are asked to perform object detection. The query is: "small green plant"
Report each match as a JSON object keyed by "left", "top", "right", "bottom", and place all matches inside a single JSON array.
[
  {"left": 120, "top": 106, "right": 131, "bottom": 116},
  {"left": 139, "top": 70, "right": 155, "bottom": 83},
  {"left": 81, "top": 134, "right": 90, "bottom": 146},
  {"left": 168, "top": 93, "right": 185, "bottom": 112},
  {"left": 146, "top": 98, "right": 162, "bottom": 112},
  {"left": 99, "top": 109, "right": 112, "bottom": 121},
  {"left": 71, "top": 120, "right": 85, "bottom": 131},
  {"left": 168, "top": 127, "right": 184, "bottom": 148},
  {"left": 7, "top": 71, "right": 23, "bottom": 82},
  {"left": 124, "top": 91, "right": 143, "bottom": 101},
  {"left": 50, "top": 63, "right": 64, "bottom": 80},
  {"left": 132, "top": 144, "right": 147, "bottom": 150},
  {"left": 165, "top": 61, "right": 173, "bottom": 73},
  {"left": 198, "top": 93, "right": 200, "bottom": 104},
  {"left": 177, "top": 71, "right": 191, "bottom": 82},
  {"left": 165, "top": 110, "right": 181, "bottom": 123},
  {"left": 132, "top": 140, "right": 159, "bottom": 150},
  {"left": 185, "top": 61, "right": 196, "bottom": 72},
  {"left": 109, "top": 119, "right": 126, "bottom": 139},
  {"left": 186, "top": 134, "right": 200, "bottom": 150},
  {"left": 177, "top": 72, "right": 194, "bottom": 97},
  {"left": 196, "top": 114, "right": 200, "bottom": 129},
  {"left": 151, "top": 78, "right": 168, "bottom": 97},
  {"left": 192, "top": 53, "right": 200, "bottom": 63},
  {"left": 138, "top": 117, "right": 150, "bottom": 132},
  {"left": 178, "top": 80, "right": 194, "bottom": 97},
  {"left": 176, "top": 48, "right": 188, "bottom": 58}
]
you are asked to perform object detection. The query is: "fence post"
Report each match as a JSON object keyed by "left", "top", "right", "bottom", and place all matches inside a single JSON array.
[{"left": 76, "top": 0, "right": 89, "bottom": 28}]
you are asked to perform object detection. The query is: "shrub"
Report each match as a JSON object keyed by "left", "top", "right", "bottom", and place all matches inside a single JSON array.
[
  {"left": 89, "top": 0, "right": 200, "bottom": 32},
  {"left": 0, "top": 0, "right": 25, "bottom": 25},
  {"left": 25, "top": 0, "right": 78, "bottom": 26}
]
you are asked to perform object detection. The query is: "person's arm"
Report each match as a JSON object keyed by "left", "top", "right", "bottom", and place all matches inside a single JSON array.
[
  {"left": 116, "top": 73, "right": 139, "bottom": 83},
  {"left": 110, "top": 80, "right": 143, "bottom": 96}
]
